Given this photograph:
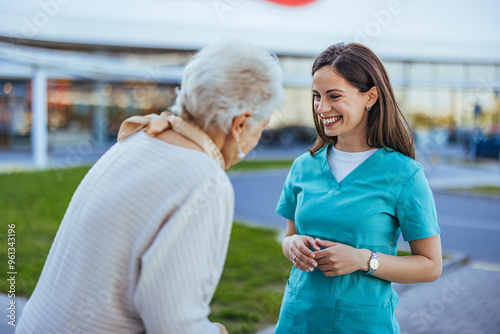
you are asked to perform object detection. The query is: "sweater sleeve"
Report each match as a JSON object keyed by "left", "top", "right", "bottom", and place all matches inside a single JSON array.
[{"left": 133, "top": 171, "right": 234, "bottom": 334}]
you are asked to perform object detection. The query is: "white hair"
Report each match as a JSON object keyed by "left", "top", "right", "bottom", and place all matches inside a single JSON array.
[{"left": 170, "top": 39, "right": 285, "bottom": 133}]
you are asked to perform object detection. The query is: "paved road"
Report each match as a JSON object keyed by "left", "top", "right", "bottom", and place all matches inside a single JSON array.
[
  {"left": 230, "top": 169, "right": 500, "bottom": 263},
  {"left": 395, "top": 263, "right": 500, "bottom": 334},
  {"left": 434, "top": 192, "right": 500, "bottom": 263},
  {"left": 230, "top": 170, "right": 287, "bottom": 228}
]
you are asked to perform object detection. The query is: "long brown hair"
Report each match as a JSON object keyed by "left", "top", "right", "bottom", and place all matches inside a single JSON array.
[{"left": 308, "top": 43, "right": 415, "bottom": 160}]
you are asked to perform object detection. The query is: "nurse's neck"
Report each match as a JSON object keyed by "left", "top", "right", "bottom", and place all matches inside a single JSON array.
[{"left": 335, "top": 134, "right": 373, "bottom": 153}]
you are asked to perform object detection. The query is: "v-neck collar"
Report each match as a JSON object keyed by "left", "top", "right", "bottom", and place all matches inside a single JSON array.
[{"left": 320, "top": 145, "right": 387, "bottom": 191}]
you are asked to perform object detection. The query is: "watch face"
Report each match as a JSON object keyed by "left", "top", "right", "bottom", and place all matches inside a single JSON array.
[{"left": 369, "top": 258, "right": 380, "bottom": 270}]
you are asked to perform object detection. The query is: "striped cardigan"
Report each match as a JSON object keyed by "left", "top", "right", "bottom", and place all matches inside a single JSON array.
[{"left": 17, "top": 131, "right": 234, "bottom": 334}]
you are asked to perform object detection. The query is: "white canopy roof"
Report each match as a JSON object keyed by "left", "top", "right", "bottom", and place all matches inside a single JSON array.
[{"left": 0, "top": 0, "right": 499, "bottom": 63}]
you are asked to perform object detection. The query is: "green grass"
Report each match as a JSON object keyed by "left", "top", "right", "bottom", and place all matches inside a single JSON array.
[
  {"left": 228, "top": 159, "right": 294, "bottom": 173},
  {"left": 397, "top": 249, "right": 411, "bottom": 257},
  {"left": 448, "top": 186, "right": 500, "bottom": 196},
  {"left": 0, "top": 166, "right": 91, "bottom": 296},
  {"left": 209, "top": 224, "right": 290, "bottom": 333}
]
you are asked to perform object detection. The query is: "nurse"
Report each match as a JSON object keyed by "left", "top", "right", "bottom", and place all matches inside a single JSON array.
[{"left": 275, "top": 43, "right": 442, "bottom": 333}]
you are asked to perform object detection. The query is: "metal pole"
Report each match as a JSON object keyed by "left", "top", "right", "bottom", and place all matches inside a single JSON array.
[
  {"left": 92, "top": 81, "right": 106, "bottom": 146},
  {"left": 31, "top": 67, "right": 48, "bottom": 168}
]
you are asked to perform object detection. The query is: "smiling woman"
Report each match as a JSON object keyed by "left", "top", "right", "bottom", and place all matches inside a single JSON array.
[
  {"left": 309, "top": 43, "right": 415, "bottom": 159},
  {"left": 275, "top": 43, "right": 442, "bottom": 334}
]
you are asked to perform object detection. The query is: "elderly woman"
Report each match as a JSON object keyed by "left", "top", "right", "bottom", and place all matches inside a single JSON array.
[{"left": 17, "top": 40, "right": 284, "bottom": 334}]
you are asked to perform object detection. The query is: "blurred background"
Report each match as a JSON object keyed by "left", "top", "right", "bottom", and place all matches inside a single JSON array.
[
  {"left": 0, "top": 0, "right": 499, "bottom": 168},
  {"left": 1, "top": 1, "right": 500, "bottom": 333}
]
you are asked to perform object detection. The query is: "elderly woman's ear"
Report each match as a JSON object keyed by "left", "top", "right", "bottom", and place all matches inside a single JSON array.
[{"left": 230, "top": 111, "right": 253, "bottom": 142}]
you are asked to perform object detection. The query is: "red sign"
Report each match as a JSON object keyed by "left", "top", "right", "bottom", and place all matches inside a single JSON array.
[{"left": 265, "top": 0, "right": 317, "bottom": 6}]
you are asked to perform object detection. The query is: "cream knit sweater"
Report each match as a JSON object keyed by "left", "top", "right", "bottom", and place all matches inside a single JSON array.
[{"left": 16, "top": 131, "right": 234, "bottom": 334}]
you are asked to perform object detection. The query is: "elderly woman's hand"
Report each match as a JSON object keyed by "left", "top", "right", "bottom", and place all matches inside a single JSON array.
[
  {"left": 287, "top": 235, "right": 321, "bottom": 272},
  {"left": 314, "top": 239, "right": 371, "bottom": 277},
  {"left": 216, "top": 323, "right": 229, "bottom": 334}
]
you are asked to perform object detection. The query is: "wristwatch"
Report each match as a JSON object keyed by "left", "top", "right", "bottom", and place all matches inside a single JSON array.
[{"left": 365, "top": 250, "right": 380, "bottom": 275}]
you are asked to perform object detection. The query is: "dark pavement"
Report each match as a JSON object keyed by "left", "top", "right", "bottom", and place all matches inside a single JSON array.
[{"left": 395, "top": 263, "right": 500, "bottom": 334}]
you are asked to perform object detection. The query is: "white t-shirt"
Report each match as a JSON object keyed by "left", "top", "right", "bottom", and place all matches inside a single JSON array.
[{"left": 327, "top": 145, "right": 380, "bottom": 182}]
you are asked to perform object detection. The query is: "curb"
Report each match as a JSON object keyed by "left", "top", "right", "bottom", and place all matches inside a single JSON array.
[
  {"left": 441, "top": 251, "right": 470, "bottom": 275},
  {"left": 256, "top": 326, "right": 275, "bottom": 334},
  {"left": 432, "top": 189, "right": 500, "bottom": 202},
  {"left": 389, "top": 251, "right": 469, "bottom": 295}
]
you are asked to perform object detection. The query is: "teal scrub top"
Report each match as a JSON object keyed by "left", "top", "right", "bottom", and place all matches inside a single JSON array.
[{"left": 275, "top": 146, "right": 440, "bottom": 334}]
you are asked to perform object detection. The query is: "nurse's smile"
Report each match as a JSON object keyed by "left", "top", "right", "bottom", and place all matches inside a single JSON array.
[{"left": 321, "top": 115, "right": 342, "bottom": 127}]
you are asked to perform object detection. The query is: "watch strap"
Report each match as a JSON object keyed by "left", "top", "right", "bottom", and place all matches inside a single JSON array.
[{"left": 365, "top": 250, "right": 379, "bottom": 275}]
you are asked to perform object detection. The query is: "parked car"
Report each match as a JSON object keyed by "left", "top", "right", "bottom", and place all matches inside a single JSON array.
[
  {"left": 259, "top": 126, "right": 316, "bottom": 147},
  {"left": 475, "top": 133, "right": 500, "bottom": 159}
]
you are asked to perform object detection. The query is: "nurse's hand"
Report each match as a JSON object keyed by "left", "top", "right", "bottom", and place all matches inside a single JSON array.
[
  {"left": 287, "top": 235, "right": 321, "bottom": 272},
  {"left": 314, "top": 239, "right": 371, "bottom": 277}
]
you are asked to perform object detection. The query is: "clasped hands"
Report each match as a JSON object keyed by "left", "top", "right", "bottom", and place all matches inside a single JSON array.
[{"left": 288, "top": 235, "right": 370, "bottom": 277}]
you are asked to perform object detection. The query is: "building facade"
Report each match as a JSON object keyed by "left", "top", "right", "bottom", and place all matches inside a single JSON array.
[{"left": 1, "top": 0, "right": 499, "bottom": 165}]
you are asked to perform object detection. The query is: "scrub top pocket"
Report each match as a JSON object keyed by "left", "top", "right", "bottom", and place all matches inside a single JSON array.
[
  {"left": 275, "top": 271, "right": 337, "bottom": 334},
  {"left": 275, "top": 279, "right": 297, "bottom": 333}
]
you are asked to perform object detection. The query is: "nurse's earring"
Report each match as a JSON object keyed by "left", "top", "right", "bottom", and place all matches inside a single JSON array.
[{"left": 366, "top": 106, "right": 372, "bottom": 111}]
